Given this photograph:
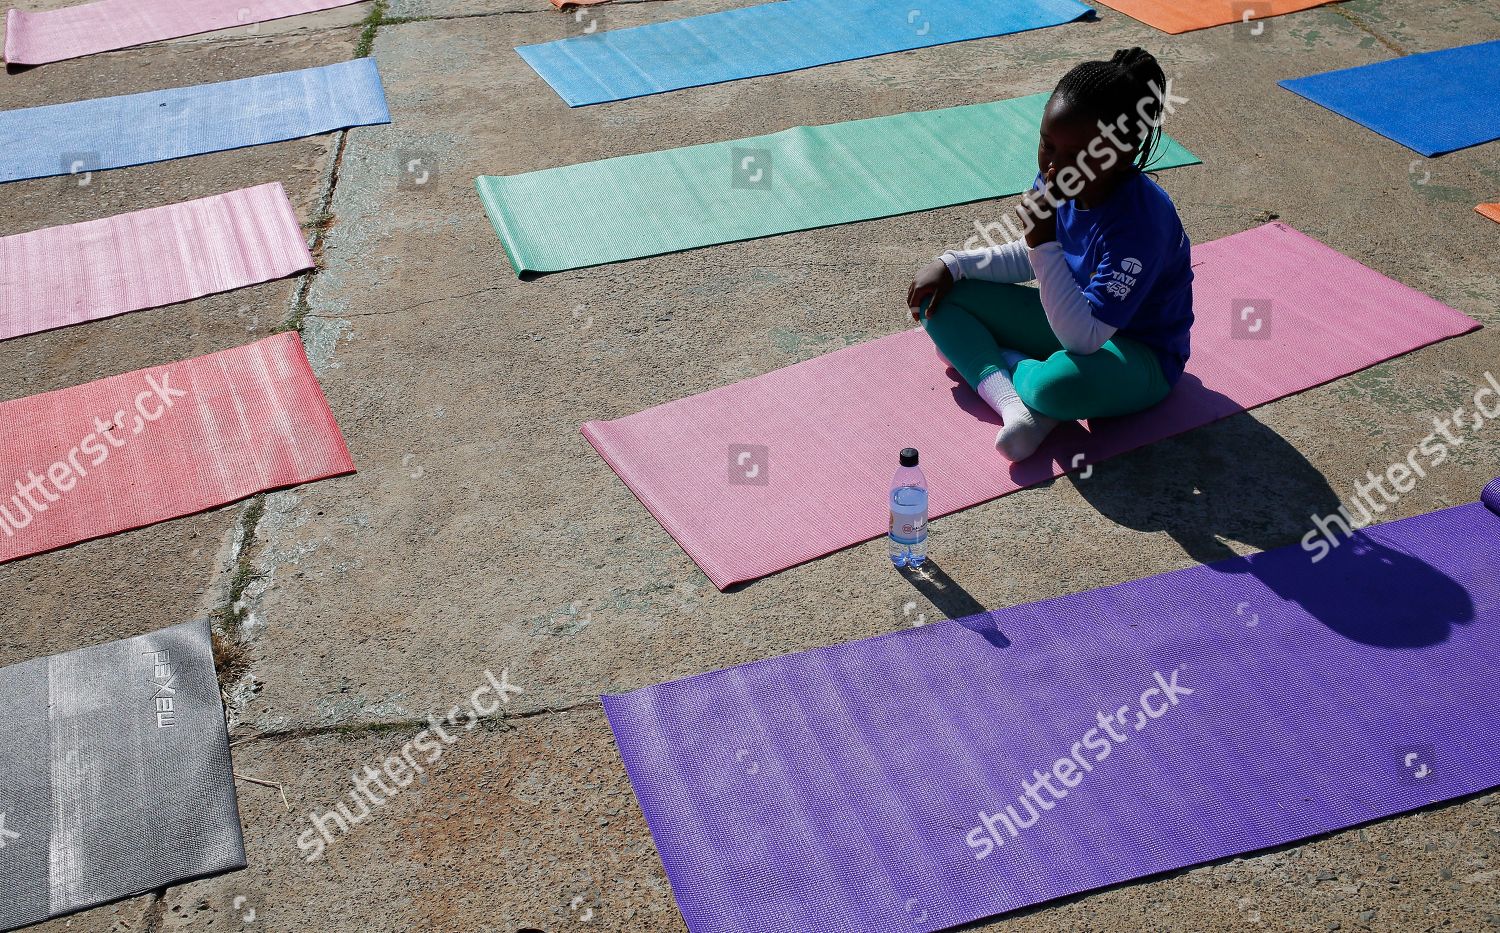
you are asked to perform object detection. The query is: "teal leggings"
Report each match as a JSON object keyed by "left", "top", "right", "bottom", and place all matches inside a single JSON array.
[{"left": 921, "top": 280, "right": 1171, "bottom": 421}]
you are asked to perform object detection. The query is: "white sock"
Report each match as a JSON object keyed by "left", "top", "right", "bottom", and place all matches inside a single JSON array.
[
  {"left": 995, "top": 404, "right": 1059, "bottom": 461},
  {"left": 977, "top": 354, "right": 1059, "bottom": 461},
  {"left": 974, "top": 369, "right": 1020, "bottom": 418}
]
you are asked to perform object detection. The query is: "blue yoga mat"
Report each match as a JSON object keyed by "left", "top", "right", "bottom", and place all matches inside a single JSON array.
[
  {"left": 1280, "top": 39, "right": 1500, "bottom": 157},
  {"left": 0, "top": 58, "right": 390, "bottom": 184},
  {"left": 517, "top": 0, "right": 1095, "bottom": 107},
  {"left": 605, "top": 484, "right": 1500, "bottom": 932}
]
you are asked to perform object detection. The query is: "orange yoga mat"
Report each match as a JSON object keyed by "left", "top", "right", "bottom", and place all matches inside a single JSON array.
[
  {"left": 1478, "top": 203, "right": 1500, "bottom": 224},
  {"left": 1093, "top": 0, "right": 1336, "bottom": 34}
]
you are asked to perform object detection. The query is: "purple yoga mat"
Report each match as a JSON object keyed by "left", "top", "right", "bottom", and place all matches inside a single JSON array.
[
  {"left": 583, "top": 224, "right": 1481, "bottom": 590},
  {"left": 604, "top": 486, "right": 1500, "bottom": 933}
]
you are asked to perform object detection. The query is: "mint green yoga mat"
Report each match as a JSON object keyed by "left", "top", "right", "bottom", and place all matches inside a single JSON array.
[{"left": 475, "top": 94, "right": 1200, "bottom": 275}]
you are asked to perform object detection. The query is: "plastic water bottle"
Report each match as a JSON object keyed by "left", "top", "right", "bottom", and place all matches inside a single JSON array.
[{"left": 889, "top": 448, "right": 928, "bottom": 568}]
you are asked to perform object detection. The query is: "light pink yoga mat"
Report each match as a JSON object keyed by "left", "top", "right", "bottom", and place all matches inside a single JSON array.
[
  {"left": 0, "top": 183, "right": 311, "bottom": 343},
  {"left": 582, "top": 223, "right": 1482, "bottom": 590},
  {"left": 4, "top": 0, "right": 363, "bottom": 65}
]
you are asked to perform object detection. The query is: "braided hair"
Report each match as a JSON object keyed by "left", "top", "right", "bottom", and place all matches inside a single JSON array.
[{"left": 1052, "top": 48, "right": 1167, "bottom": 170}]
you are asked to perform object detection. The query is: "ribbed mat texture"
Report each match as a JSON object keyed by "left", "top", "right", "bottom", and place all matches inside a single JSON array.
[
  {"left": 1280, "top": 40, "right": 1500, "bottom": 157},
  {"left": 0, "top": 332, "right": 354, "bottom": 563},
  {"left": 517, "top": 0, "right": 1094, "bottom": 107},
  {"left": 1090, "top": 0, "right": 1334, "bottom": 34},
  {"left": 0, "top": 620, "right": 243, "bottom": 931},
  {"left": 4, "top": 0, "right": 364, "bottom": 65},
  {"left": 605, "top": 490, "right": 1500, "bottom": 933},
  {"left": 477, "top": 94, "right": 1199, "bottom": 273},
  {"left": 0, "top": 58, "right": 390, "bottom": 184},
  {"left": 0, "top": 183, "right": 312, "bottom": 342},
  {"left": 582, "top": 223, "right": 1481, "bottom": 589}
]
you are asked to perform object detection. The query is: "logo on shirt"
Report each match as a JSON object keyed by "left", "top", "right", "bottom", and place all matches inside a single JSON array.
[{"left": 1106, "top": 257, "right": 1145, "bottom": 300}]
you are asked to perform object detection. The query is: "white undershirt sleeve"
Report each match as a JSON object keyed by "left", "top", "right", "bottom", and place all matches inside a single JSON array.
[
  {"left": 939, "top": 238, "right": 1034, "bottom": 284},
  {"left": 1029, "top": 242, "right": 1117, "bottom": 355}
]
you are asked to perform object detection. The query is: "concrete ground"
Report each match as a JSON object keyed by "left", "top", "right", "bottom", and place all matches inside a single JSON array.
[{"left": 2, "top": 0, "right": 1498, "bottom": 929}]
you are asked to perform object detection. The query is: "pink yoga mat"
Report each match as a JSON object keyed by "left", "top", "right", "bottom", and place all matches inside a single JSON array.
[
  {"left": 0, "top": 183, "right": 312, "bottom": 342},
  {"left": 4, "top": 0, "right": 363, "bottom": 65},
  {"left": 583, "top": 223, "right": 1482, "bottom": 590},
  {"left": 0, "top": 332, "right": 353, "bottom": 563}
]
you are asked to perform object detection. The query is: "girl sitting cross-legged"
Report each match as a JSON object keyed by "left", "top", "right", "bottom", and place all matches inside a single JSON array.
[{"left": 907, "top": 47, "right": 1195, "bottom": 462}]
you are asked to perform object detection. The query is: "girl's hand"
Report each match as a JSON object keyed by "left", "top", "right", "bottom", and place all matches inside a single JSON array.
[
  {"left": 907, "top": 259, "right": 955, "bottom": 321},
  {"left": 1018, "top": 165, "right": 1060, "bottom": 248}
]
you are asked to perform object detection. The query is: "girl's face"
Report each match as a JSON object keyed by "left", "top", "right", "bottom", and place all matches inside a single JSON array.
[{"left": 1037, "top": 95, "right": 1137, "bottom": 201}]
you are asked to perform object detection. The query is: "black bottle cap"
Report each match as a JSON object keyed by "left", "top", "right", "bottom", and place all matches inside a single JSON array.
[{"left": 900, "top": 448, "right": 919, "bottom": 467}]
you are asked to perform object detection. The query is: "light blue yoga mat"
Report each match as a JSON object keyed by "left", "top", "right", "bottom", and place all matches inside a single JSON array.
[
  {"left": 1279, "top": 39, "right": 1500, "bottom": 157},
  {"left": 0, "top": 58, "right": 390, "bottom": 184},
  {"left": 517, "top": 0, "right": 1096, "bottom": 107}
]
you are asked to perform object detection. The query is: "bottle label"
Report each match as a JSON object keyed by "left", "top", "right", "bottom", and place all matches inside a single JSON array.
[{"left": 890, "top": 511, "right": 927, "bottom": 545}]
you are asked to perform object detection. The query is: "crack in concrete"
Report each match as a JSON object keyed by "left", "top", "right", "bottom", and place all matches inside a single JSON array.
[
  {"left": 207, "top": 5, "right": 373, "bottom": 749},
  {"left": 306, "top": 282, "right": 509, "bottom": 319},
  {"left": 229, "top": 698, "right": 600, "bottom": 749},
  {"left": 206, "top": 74, "right": 362, "bottom": 695},
  {"left": 1327, "top": 5, "right": 1408, "bottom": 56},
  {"left": 178, "top": 0, "right": 631, "bottom": 911},
  {"left": 137, "top": 890, "right": 167, "bottom": 933}
]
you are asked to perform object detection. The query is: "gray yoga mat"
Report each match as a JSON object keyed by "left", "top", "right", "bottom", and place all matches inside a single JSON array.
[{"left": 0, "top": 620, "right": 244, "bottom": 930}]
